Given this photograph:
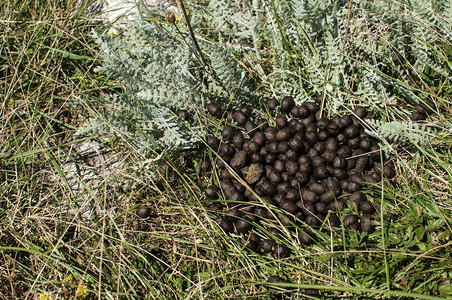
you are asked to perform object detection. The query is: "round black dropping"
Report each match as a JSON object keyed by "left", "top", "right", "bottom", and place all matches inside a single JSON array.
[
  {"left": 313, "top": 142, "right": 326, "bottom": 154},
  {"left": 351, "top": 115, "right": 363, "bottom": 128},
  {"left": 256, "top": 118, "right": 268, "bottom": 130},
  {"left": 280, "top": 200, "right": 298, "bottom": 214},
  {"left": 319, "top": 191, "right": 334, "bottom": 204},
  {"left": 267, "top": 142, "right": 278, "bottom": 153},
  {"left": 317, "top": 131, "right": 328, "bottom": 141},
  {"left": 205, "top": 185, "right": 219, "bottom": 198},
  {"left": 305, "top": 215, "right": 320, "bottom": 227},
  {"left": 326, "top": 177, "right": 341, "bottom": 196},
  {"left": 286, "top": 189, "right": 300, "bottom": 202},
  {"left": 383, "top": 163, "right": 396, "bottom": 179},
  {"left": 218, "top": 143, "right": 233, "bottom": 156},
  {"left": 207, "top": 136, "right": 220, "bottom": 150},
  {"left": 327, "top": 123, "right": 340, "bottom": 136},
  {"left": 207, "top": 103, "right": 222, "bottom": 117},
  {"left": 274, "top": 160, "right": 285, "bottom": 173},
  {"left": 267, "top": 98, "right": 279, "bottom": 111},
  {"left": 343, "top": 214, "right": 359, "bottom": 229},
  {"left": 305, "top": 102, "right": 319, "bottom": 114},
  {"left": 243, "top": 121, "right": 256, "bottom": 134},
  {"left": 276, "top": 127, "right": 291, "bottom": 142},
  {"left": 305, "top": 289, "right": 321, "bottom": 298},
  {"left": 277, "top": 182, "right": 291, "bottom": 194},
  {"left": 289, "top": 105, "right": 301, "bottom": 118},
  {"left": 338, "top": 115, "right": 353, "bottom": 128},
  {"left": 136, "top": 206, "right": 152, "bottom": 218},
  {"left": 360, "top": 215, "right": 374, "bottom": 233},
  {"left": 247, "top": 141, "right": 260, "bottom": 154},
  {"left": 226, "top": 111, "right": 235, "bottom": 121},
  {"left": 360, "top": 139, "right": 372, "bottom": 151},
  {"left": 232, "top": 180, "right": 246, "bottom": 194},
  {"left": 313, "top": 166, "right": 329, "bottom": 179},
  {"left": 289, "top": 119, "right": 305, "bottom": 134},
  {"left": 267, "top": 275, "right": 291, "bottom": 284},
  {"left": 260, "top": 179, "right": 277, "bottom": 195},
  {"left": 177, "top": 110, "right": 189, "bottom": 119},
  {"left": 285, "top": 160, "right": 298, "bottom": 175},
  {"left": 275, "top": 115, "right": 288, "bottom": 129},
  {"left": 274, "top": 244, "right": 290, "bottom": 257},
  {"left": 298, "top": 231, "right": 313, "bottom": 245},
  {"left": 298, "top": 154, "right": 311, "bottom": 165},
  {"left": 328, "top": 214, "right": 341, "bottom": 227},
  {"left": 216, "top": 156, "right": 228, "bottom": 168},
  {"left": 308, "top": 182, "right": 325, "bottom": 195},
  {"left": 298, "top": 104, "right": 311, "bottom": 118},
  {"left": 285, "top": 149, "right": 298, "bottom": 161},
  {"left": 348, "top": 137, "right": 361, "bottom": 149},
  {"left": 345, "top": 125, "right": 360, "bottom": 138},
  {"left": 260, "top": 239, "right": 277, "bottom": 253},
  {"left": 322, "top": 151, "right": 336, "bottom": 164},
  {"left": 315, "top": 202, "right": 327, "bottom": 214},
  {"left": 243, "top": 232, "right": 260, "bottom": 251},
  {"left": 307, "top": 148, "right": 319, "bottom": 159},
  {"left": 264, "top": 153, "right": 277, "bottom": 165},
  {"left": 420, "top": 99, "right": 435, "bottom": 114},
  {"left": 328, "top": 200, "right": 345, "bottom": 212},
  {"left": 336, "top": 133, "right": 347, "bottom": 144},
  {"left": 354, "top": 106, "right": 368, "bottom": 118},
  {"left": 273, "top": 194, "right": 285, "bottom": 205},
  {"left": 332, "top": 156, "right": 347, "bottom": 169},
  {"left": 317, "top": 118, "right": 329, "bottom": 130},
  {"left": 233, "top": 110, "right": 248, "bottom": 126},
  {"left": 301, "top": 189, "right": 318, "bottom": 203},
  {"left": 268, "top": 171, "right": 282, "bottom": 184},
  {"left": 281, "top": 96, "right": 295, "bottom": 112},
  {"left": 260, "top": 146, "right": 268, "bottom": 155},
  {"left": 235, "top": 219, "right": 252, "bottom": 233},
  {"left": 355, "top": 156, "right": 369, "bottom": 172},
  {"left": 264, "top": 126, "right": 278, "bottom": 142},
  {"left": 277, "top": 141, "right": 290, "bottom": 153},
  {"left": 337, "top": 145, "right": 352, "bottom": 157},
  {"left": 295, "top": 171, "right": 310, "bottom": 184},
  {"left": 250, "top": 152, "right": 263, "bottom": 163},
  {"left": 305, "top": 131, "right": 318, "bottom": 145},
  {"left": 360, "top": 201, "right": 376, "bottom": 214},
  {"left": 225, "top": 208, "right": 242, "bottom": 221},
  {"left": 253, "top": 132, "right": 266, "bottom": 146},
  {"left": 231, "top": 132, "right": 245, "bottom": 148},
  {"left": 240, "top": 106, "right": 252, "bottom": 116},
  {"left": 311, "top": 156, "right": 324, "bottom": 167},
  {"left": 288, "top": 138, "right": 303, "bottom": 151},
  {"left": 222, "top": 125, "right": 235, "bottom": 140},
  {"left": 216, "top": 216, "right": 232, "bottom": 233},
  {"left": 347, "top": 181, "right": 362, "bottom": 193}
]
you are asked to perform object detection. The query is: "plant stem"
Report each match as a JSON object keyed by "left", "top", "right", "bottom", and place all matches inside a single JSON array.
[{"left": 177, "top": 0, "right": 208, "bottom": 68}]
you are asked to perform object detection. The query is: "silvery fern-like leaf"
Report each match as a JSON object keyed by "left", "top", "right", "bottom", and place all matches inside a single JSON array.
[{"left": 366, "top": 119, "right": 436, "bottom": 146}]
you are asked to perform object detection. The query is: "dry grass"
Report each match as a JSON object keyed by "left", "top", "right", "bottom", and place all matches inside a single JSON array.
[{"left": 1, "top": 0, "right": 452, "bottom": 299}]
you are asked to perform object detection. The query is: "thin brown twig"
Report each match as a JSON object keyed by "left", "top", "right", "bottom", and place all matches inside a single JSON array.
[{"left": 177, "top": 0, "right": 208, "bottom": 68}]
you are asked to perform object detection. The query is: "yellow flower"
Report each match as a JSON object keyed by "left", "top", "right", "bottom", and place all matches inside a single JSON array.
[
  {"left": 76, "top": 282, "right": 88, "bottom": 298},
  {"left": 39, "top": 293, "right": 49, "bottom": 300}
]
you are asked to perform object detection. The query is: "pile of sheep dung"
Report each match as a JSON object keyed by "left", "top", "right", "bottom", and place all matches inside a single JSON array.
[{"left": 204, "top": 96, "right": 395, "bottom": 257}]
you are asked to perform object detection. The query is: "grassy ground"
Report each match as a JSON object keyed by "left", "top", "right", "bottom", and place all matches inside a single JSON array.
[{"left": 1, "top": 0, "right": 452, "bottom": 299}]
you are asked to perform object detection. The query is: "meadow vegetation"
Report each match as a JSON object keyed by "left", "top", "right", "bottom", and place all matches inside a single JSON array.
[{"left": 1, "top": 0, "right": 452, "bottom": 299}]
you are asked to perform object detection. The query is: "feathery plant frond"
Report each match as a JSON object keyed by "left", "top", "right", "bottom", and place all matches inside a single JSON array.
[
  {"left": 79, "top": 0, "right": 452, "bottom": 164},
  {"left": 366, "top": 119, "right": 438, "bottom": 146}
]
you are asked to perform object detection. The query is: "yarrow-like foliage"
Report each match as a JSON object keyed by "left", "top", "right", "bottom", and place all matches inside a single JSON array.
[{"left": 78, "top": 0, "right": 451, "bottom": 161}]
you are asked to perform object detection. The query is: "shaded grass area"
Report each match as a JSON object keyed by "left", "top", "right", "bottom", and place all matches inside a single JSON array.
[{"left": 1, "top": 0, "right": 452, "bottom": 299}]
